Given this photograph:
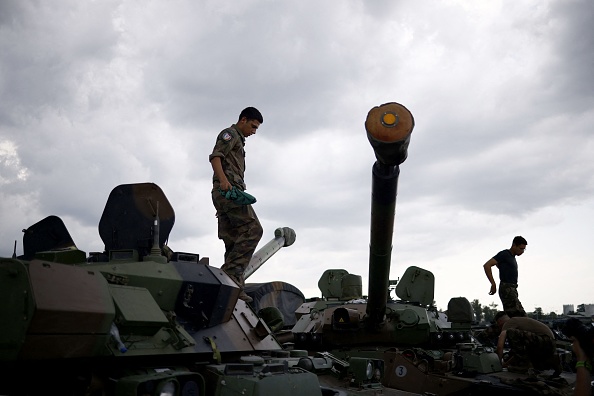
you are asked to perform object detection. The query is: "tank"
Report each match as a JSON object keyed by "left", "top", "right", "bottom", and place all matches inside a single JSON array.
[
  {"left": 285, "top": 102, "right": 576, "bottom": 395},
  {"left": 0, "top": 183, "right": 328, "bottom": 396}
]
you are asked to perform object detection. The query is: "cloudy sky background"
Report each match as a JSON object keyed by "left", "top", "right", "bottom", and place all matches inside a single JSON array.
[{"left": 1, "top": 0, "right": 593, "bottom": 315}]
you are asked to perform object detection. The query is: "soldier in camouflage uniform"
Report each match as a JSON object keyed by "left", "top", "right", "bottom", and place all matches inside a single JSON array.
[
  {"left": 495, "top": 311, "right": 562, "bottom": 375},
  {"left": 209, "top": 107, "right": 264, "bottom": 302},
  {"left": 483, "top": 236, "right": 528, "bottom": 317}
]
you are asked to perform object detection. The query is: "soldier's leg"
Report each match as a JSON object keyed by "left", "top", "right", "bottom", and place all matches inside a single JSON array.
[
  {"left": 527, "top": 334, "right": 560, "bottom": 373},
  {"left": 505, "top": 329, "right": 532, "bottom": 373},
  {"left": 212, "top": 190, "right": 236, "bottom": 262},
  {"left": 221, "top": 205, "right": 263, "bottom": 282},
  {"left": 219, "top": 218, "right": 238, "bottom": 263},
  {"left": 213, "top": 194, "right": 262, "bottom": 302},
  {"left": 212, "top": 190, "right": 242, "bottom": 277},
  {"left": 511, "top": 286, "right": 526, "bottom": 317},
  {"left": 220, "top": 211, "right": 262, "bottom": 304},
  {"left": 499, "top": 283, "right": 527, "bottom": 317}
]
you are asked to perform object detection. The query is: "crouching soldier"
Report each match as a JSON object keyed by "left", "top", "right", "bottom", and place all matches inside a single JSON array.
[{"left": 495, "top": 311, "right": 562, "bottom": 376}]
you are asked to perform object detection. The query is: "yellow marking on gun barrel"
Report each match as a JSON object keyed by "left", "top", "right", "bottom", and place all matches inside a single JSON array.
[{"left": 382, "top": 113, "right": 397, "bottom": 126}]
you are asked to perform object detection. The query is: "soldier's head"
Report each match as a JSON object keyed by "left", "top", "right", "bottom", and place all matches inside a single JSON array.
[
  {"left": 236, "top": 107, "right": 263, "bottom": 138},
  {"left": 510, "top": 236, "right": 527, "bottom": 256},
  {"left": 494, "top": 311, "right": 510, "bottom": 329}
]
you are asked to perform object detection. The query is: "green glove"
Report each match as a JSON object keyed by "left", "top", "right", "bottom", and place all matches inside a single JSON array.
[{"left": 219, "top": 186, "right": 257, "bottom": 205}]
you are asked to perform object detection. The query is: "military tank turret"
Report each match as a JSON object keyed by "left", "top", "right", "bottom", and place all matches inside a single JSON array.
[
  {"left": 292, "top": 103, "right": 476, "bottom": 349},
  {"left": 287, "top": 103, "right": 575, "bottom": 395}
]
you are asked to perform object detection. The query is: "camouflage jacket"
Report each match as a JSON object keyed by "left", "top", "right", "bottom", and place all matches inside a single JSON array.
[{"left": 209, "top": 124, "right": 247, "bottom": 190}]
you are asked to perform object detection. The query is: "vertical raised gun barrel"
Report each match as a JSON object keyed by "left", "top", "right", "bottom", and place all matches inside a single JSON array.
[{"left": 365, "top": 102, "right": 414, "bottom": 329}]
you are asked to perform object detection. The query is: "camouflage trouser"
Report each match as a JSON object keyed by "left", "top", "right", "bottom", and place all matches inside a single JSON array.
[
  {"left": 499, "top": 282, "right": 526, "bottom": 317},
  {"left": 212, "top": 189, "right": 263, "bottom": 286},
  {"left": 506, "top": 329, "right": 559, "bottom": 371}
]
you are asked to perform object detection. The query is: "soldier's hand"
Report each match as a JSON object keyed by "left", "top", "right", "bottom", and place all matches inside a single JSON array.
[
  {"left": 572, "top": 337, "right": 589, "bottom": 361},
  {"left": 489, "top": 284, "right": 496, "bottom": 295},
  {"left": 219, "top": 180, "right": 232, "bottom": 192}
]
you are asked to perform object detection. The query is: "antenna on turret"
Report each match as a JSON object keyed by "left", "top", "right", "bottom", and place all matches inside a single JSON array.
[
  {"left": 142, "top": 199, "right": 167, "bottom": 263},
  {"left": 150, "top": 201, "right": 162, "bottom": 257},
  {"left": 12, "top": 240, "right": 17, "bottom": 259}
]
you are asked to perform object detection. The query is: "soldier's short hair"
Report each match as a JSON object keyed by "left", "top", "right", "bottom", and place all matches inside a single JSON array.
[
  {"left": 238, "top": 107, "right": 263, "bottom": 123},
  {"left": 512, "top": 236, "right": 527, "bottom": 246}
]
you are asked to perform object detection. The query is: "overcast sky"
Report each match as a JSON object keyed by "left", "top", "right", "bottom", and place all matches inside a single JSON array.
[{"left": 1, "top": 0, "right": 593, "bottom": 315}]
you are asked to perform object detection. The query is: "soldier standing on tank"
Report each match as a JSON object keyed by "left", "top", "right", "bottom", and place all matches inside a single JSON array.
[
  {"left": 209, "top": 107, "right": 264, "bottom": 303},
  {"left": 483, "top": 236, "right": 528, "bottom": 318}
]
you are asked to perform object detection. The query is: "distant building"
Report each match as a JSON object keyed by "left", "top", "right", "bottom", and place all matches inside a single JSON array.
[
  {"left": 563, "top": 304, "right": 574, "bottom": 315},
  {"left": 562, "top": 303, "right": 594, "bottom": 317},
  {"left": 581, "top": 304, "right": 594, "bottom": 317}
]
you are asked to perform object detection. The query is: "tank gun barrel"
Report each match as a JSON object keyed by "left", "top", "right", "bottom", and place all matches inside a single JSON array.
[
  {"left": 244, "top": 227, "right": 296, "bottom": 280},
  {"left": 365, "top": 102, "right": 414, "bottom": 329}
]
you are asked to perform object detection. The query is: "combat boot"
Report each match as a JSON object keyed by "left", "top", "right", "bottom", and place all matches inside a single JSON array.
[{"left": 238, "top": 290, "right": 253, "bottom": 303}]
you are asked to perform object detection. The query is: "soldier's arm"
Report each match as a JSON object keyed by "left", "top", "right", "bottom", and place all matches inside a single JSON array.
[
  {"left": 483, "top": 258, "right": 498, "bottom": 295},
  {"left": 496, "top": 330, "right": 507, "bottom": 362},
  {"left": 210, "top": 157, "right": 232, "bottom": 191},
  {"left": 572, "top": 337, "right": 592, "bottom": 396}
]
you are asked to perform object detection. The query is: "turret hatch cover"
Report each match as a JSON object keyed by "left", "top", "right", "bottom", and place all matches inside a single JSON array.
[
  {"left": 98, "top": 183, "right": 175, "bottom": 254},
  {"left": 395, "top": 266, "right": 435, "bottom": 306},
  {"left": 20, "top": 215, "right": 76, "bottom": 260}
]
